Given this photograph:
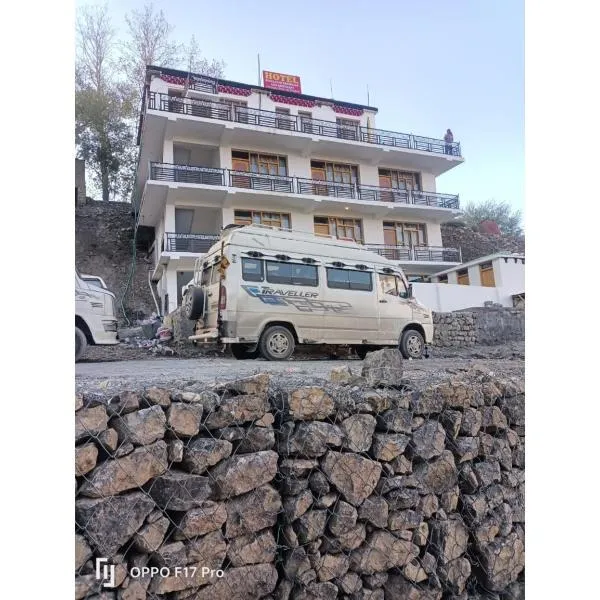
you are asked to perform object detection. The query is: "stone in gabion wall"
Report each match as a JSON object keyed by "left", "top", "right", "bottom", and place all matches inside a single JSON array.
[
  {"left": 75, "top": 351, "right": 525, "bottom": 599},
  {"left": 441, "top": 224, "right": 525, "bottom": 263},
  {"left": 432, "top": 312, "right": 476, "bottom": 347}
]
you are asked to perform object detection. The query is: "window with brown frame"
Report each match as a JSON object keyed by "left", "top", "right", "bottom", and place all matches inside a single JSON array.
[
  {"left": 457, "top": 269, "right": 470, "bottom": 285},
  {"left": 378, "top": 169, "right": 421, "bottom": 191},
  {"left": 234, "top": 210, "right": 291, "bottom": 229},
  {"left": 479, "top": 262, "right": 496, "bottom": 287},
  {"left": 383, "top": 221, "right": 427, "bottom": 247},
  {"left": 219, "top": 99, "right": 247, "bottom": 121},
  {"left": 311, "top": 160, "right": 359, "bottom": 185},
  {"left": 314, "top": 216, "right": 363, "bottom": 242},
  {"left": 231, "top": 150, "right": 287, "bottom": 176},
  {"left": 336, "top": 118, "right": 359, "bottom": 140}
]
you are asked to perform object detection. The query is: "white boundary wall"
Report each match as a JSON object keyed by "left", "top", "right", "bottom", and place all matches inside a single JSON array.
[{"left": 413, "top": 282, "right": 517, "bottom": 312}]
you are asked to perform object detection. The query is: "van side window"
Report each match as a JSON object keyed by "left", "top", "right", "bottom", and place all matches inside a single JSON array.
[
  {"left": 242, "top": 258, "right": 264, "bottom": 282},
  {"left": 265, "top": 261, "right": 318, "bottom": 286},
  {"left": 201, "top": 266, "right": 211, "bottom": 286},
  {"left": 380, "top": 274, "right": 398, "bottom": 296},
  {"left": 396, "top": 276, "right": 409, "bottom": 299},
  {"left": 327, "top": 268, "right": 372, "bottom": 291},
  {"left": 210, "top": 265, "right": 221, "bottom": 285}
]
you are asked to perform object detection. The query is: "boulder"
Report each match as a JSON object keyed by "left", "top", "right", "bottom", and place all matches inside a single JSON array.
[
  {"left": 174, "top": 501, "right": 227, "bottom": 539},
  {"left": 227, "top": 529, "right": 277, "bottom": 566},
  {"left": 283, "top": 422, "right": 344, "bottom": 457},
  {"left": 225, "top": 485, "right": 281, "bottom": 538},
  {"left": 362, "top": 348, "right": 403, "bottom": 387},
  {"left": 167, "top": 403, "right": 203, "bottom": 437},
  {"left": 349, "top": 531, "right": 419, "bottom": 574},
  {"left": 328, "top": 500, "right": 357, "bottom": 536},
  {"left": 412, "top": 450, "right": 457, "bottom": 494},
  {"left": 358, "top": 496, "right": 389, "bottom": 528},
  {"left": 204, "top": 394, "right": 270, "bottom": 429},
  {"left": 296, "top": 509, "right": 328, "bottom": 543},
  {"left": 132, "top": 515, "right": 169, "bottom": 552},
  {"left": 75, "top": 443, "right": 98, "bottom": 476},
  {"left": 148, "top": 470, "right": 212, "bottom": 510},
  {"left": 411, "top": 421, "right": 446, "bottom": 459},
  {"left": 111, "top": 405, "right": 166, "bottom": 446},
  {"left": 288, "top": 387, "right": 335, "bottom": 420},
  {"left": 430, "top": 517, "right": 469, "bottom": 564},
  {"left": 75, "top": 405, "right": 108, "bottom": 442},
  {"left": 340, "top": 414, "right": 376, "bottom": 452},
  {"left": 183, "top": 438, "right": 233, "bottom": 474},
  {"left": 371, "top": 433, "right": 410, "bottom": 461},
  {"left": 143, "top": 387, "right": 172, "bottom": 408}
]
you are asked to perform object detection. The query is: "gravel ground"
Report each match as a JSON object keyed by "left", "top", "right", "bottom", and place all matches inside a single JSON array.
[{"left": 76, "top": 346, "right": 524, "bottom": 396}]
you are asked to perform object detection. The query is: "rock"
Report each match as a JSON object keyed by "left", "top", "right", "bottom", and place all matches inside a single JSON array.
[
  {"left": 75, "top": 443, "right": 98, "bottom": 476},
  {"left": 440, "top": 485, "right": 460, "bottom": 512},
  {"left": 133, "top": 515, "right": 169, "bottom": 552},
  {"left": 218, "top": 425, "right": 276, "bottom": 453},
  {"left": 186, "top": 530, "right": 227, "bottom": 566},
  {"left": 75, "top": 574, "right": 97, "bottom": 599},
  {"left": 371, "top": 433, "right": 410, "bottom": 461},
  {"left": 412, "top": 450, "right": 457, "bottom": 494},
  {"left": 339, "top": 571, "right": 362, "bottom": 594},
  {"left": 363, "top": 572, "right": 388, "bottom": 589},
  {"left": 481, "top": 406, "right": 508, "bottom": 431},
  {"left": 149, "top": 470, "right": 212, "bottom": 510},
  {"left": 143, "top": 387, "right": 171, "bottom": 408},
  {"left": 281, "top": 476, "right": 310, "bottom": 496},
  {"left": 322, "top": 522, "right": 366, "bottom": 552},
  {"left": 297, "top": 509, "right": 327, "bottom": 543},
  {"left": 411, "top": 421, "right": 446, "bottom": 459},
  {"left": 417, "top": 494, "right": 439, "bottom": 519},
  {"left": 496, "top": 394, "right": 525, "bottom": 426},
  {"left": 75, "top": 393, "right": 84, "bottom": 412},
  {"left": 358, "top": 496, "right": 389, "bottom": 528},
  {"left": 328, "top": 500, "right": 357, "bottom": 535},
  {"left": 79, "top": 440, "right": 168, "bottom": 497},
  {"left": 479, "top": 431, "right": 495, "bottom": 456},
  {"left": 204, "top": 394, "right": 270, "bottom": 429},
  {"left": 409, "top": 389, "right": 444, "bottom": 415},
  {"left": 330, "top": 365, "right": 353, "bottom": 384},
  {"left": 315, "top": 492, "right": 337, "bottom": 509},
  {"left": 107, "top": 391, "right": 141, "bottom": 416},
  {"left": 440, "top": 409, "right": 462, "bottom": 438},
  {"left": 296, "top": 581, "right": 338, "bottom": 600},
  {"left": 430, "top": 517, "right": 469, "bottom": 564},
  {"left": 349, "top": 531, "right": 418, "bottom": 574},
  {"left": 311, "top": 553, "right": 350, "bottom": 582},
  {"left": 174, "top": 501, "right": 227, "bottom": 539},
  {"left": 388, "top": 510, "right": 422, "bottom": 531},
  {"left": 115, "top": 442, "right": 134, "bottom": 457},
  {"left": 354, "top": 589, "right": 385, "bottom": 600},
  {"left": 119, "top": 576, "right": 150, "bottom": 599},
  {"left": 477, "top": 530, "right": 525, "bottom": 591},
  {"left": 227, "top": 529, "right": 277, "bottom": 566},
  {"left": 341, "top": 414, "right": 376, "bottom": 452},
  {"left": 376, "top": 408, "right": 413, "bottom": 433},
  {"left": 210, "top": 450, "right": 278, "bottom": 499},
  {"left": 492, "top": 438, "right": 513, "bottom": 470},
  {"left": 403, "top": 557, "right": 428, "bottom": 583},
  {"left": 183, "top": 438, "right": 232, "bottom": 474},
  {"left": 171, "top": 390, "right": 210, "bottom": 404},
  {"left": 111, "top": 405, "right": 166, "bottom": 446},
  {"left": 75, "top": 405, "right": 108, "bottom": 442},
  {"left": 284, "top": 489, "right": 313, "bottom": 521},
  {"left": 413, "top": 521, "right": 429, "bottom": 546},
  {"left": 281, "top": 458, "right": 318, "bottom": 478},
  {"left": 215, "top": 373, "right": 270, "bottom": 396},
  {"left": 169, "top": 439, "right": 184, "bottom": 462},
  {"left": 461, "top": 492, "right": 489, "bottom": 525},
  {"left": 283, "top": 422, "right": 343, "bottom": 457},
  {"left": 386, "top": 488, "right": 420, "bottom": 510},
  {"left": 76, "top": 492, "right": 155, "bottom": 557},
  {"left": 391, "top": 455, "right": 412, "bottom": 474},
  {"left": 98, "top": 428, "right": 118, "bottom": 453},
  {"left": 153, "top": 540, "right": 187, "bottom": 568},
  {"left": 362, "top": 348, "right": 403, "bottom": 387},
  {"left": 453, "top": 436, "right": 480, "bottom": 463},
  {"left": 321, "top": 451, "right": 382, "bottom": 506},
  {"left": 359, "top": 390, "right": 393, "bottom": 413},
  {"left": 460, "top": 407, "right": 483, "bottom": 436},
  {"left": 75, "top": 534, "right": 92, "bottom": 570},
  {"left": 167, "top": 403, "right": 203, "bottom": 437},
  {"left": 288, "top": 387, "right": 335, "bottom": 420},
  {"left": 309, "top": 471, "right": 331, "bottom": 495},
  {"left": 474, "top": 459, "right": 502, "bottom": 487},
  {"left": 225, "top": 485, "right": 281, "bottom": 537},
  {"left": 377, "top": 475, "right": 419, "bottom": 495},
  {"left": 384, "top": 574, "right": 443, "bottom": 600}
]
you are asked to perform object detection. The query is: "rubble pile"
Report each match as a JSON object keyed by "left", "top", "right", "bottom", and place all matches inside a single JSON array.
[{"left": 75, "top": 350, "right": 524, "bottom": 599}]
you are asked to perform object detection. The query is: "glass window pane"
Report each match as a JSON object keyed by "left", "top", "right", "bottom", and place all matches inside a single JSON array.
[
  {"left": 266, "top": 261, "right": 292, "bottom": 284},
  {"left": 396, "top": 276, "right": 408, "bottom": 298},
  {"left": 380, "top": 274, "right": 397, "bottom": 296},
  {"left": 327, "top": 268, "right": 349, "bottom": 289},
  {"left": 349, "top": 271, "right": 372, "bottom": 291},
  {"left": 292, "top": 264, "right": 318, "bottom": 286},
  {"left": 242, "top": 258, "right": 264, "bottom": 282}
]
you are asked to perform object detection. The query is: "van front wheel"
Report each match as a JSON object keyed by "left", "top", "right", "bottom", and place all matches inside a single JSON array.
[
  {"left": 399, "top": 329, "right": 425, "bottom": 359},
  {"left": 259, "top": 326, "right": 295, "bottom": 361},
  {"left": 75, "top": 327, "right": 87, "bottom": 362}
]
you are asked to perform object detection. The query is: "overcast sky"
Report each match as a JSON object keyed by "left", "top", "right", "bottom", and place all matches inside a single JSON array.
[{"left": 78, "top": 0, "right": 524, "bottom": 212}]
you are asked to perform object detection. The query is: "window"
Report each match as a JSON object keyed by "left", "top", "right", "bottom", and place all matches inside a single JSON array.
[
  {"left": 479, "top": 262, "right": 495, "bottom": 287},
  {"left": 457, "top": 269, "right": 470, "bottom": 285},
  {"left": 219, "top": 99, "right": 247, "bottom": 121},
  {"left": 231, "top": 150, "right": 287, "bottom": 176},
  {"left": 266, "top": 261, "right": 319, "bottom": 286},
  {"left": 327, "top": 268, "right": 372, "bottom": 291},
  {"left": 380, "top": 274, "right": 398, "bottom": 296},
  {"left": 314, "top": 216, "right": 363, "bottom": 242},
  {"left": 311, "top": 160, "right": 358, "bottom": 184},
  {"left": 201, "top": 265, "right": 212, "bottom": 286},
  {"left": 234, "top": 210, "right": 291, "bottom": 229},
  {"left": 378, "top": 169, "right": 420, "bottom": 191},
  {"left": 210, "top": 265, "right": 221, "bottom": 285},
  {"left": 275, "top": 107, "right": 294, "bottom": 130},
  {"left": 396, "top": 276, "right": 409, "bottom": 298},
  {"left": 242, "top": 258, "right": 264, "bottom": 282},
  {"left": 383, "top": 222, "right": 427, "bottom": 247},
  {"left": 336, "top": 118, "right": 359, "bottom": 140}
]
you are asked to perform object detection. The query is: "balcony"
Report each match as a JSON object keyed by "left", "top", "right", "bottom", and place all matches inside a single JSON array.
[
  {"left": 366, "top": 245, "right": 462, "bottom": 264},
  {"left": 146, "top": 92, "right": 462, "bottom": 158},
  {"left": 148, "top": 163, "right": 459, "bottom": 210},
  {"left": 164, "top": 232, "right": 220, "bottom": 253}
]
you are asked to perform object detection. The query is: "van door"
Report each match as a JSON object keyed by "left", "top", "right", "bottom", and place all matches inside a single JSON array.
[
  {"left": 201, "top": 256, "right": 222, "bottom": 330},
  {"left": 376, "top": 273, "right": 413, "bottom": 344}
]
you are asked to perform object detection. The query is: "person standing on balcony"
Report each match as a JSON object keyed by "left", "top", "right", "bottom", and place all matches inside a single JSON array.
[{"left": 444, "top": 129, "right": 454, "bottom": 155}]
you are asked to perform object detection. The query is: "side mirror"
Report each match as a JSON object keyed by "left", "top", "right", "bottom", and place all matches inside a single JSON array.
[{"left": 407, "top": 284, "right": 413, "bottom": 298}]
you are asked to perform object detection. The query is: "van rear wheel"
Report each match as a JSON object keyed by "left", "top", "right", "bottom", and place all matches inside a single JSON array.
[
  {"left": 400, "top": 329, "right": 425, "bottom": 359},
  {"left": 259, "top": 326, "right": 295, "bottom": 361},
  {"left": 75, "top": 327, "right": 87, "bottom": 362}
]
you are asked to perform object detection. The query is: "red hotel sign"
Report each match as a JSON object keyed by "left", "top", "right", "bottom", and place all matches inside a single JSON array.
[{"left": 263, "top": 71, "right": 302, "bottom": 94}]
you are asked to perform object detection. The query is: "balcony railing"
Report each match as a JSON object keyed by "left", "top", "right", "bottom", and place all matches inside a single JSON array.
[
  {"left": 164, "top": 232, "right": 220, "bottom": 253},
  {"left": 366, "top": 245, "right": 462, "bottom": 263},
  {"left": 147, "top": 92, "right": 462, "bottom": 157},
  {"left": 149, "top": 163, "right": 460, "bottom": 209}
]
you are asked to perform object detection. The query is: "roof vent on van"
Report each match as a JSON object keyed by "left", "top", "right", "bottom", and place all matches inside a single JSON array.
[
  {"left": 381, "top": 267, "right": 396, "bottom": 274},
  {"left": 301, "top": 257, "right": 317, "bottom": 264},
  {"left": 354, "top": 264, "right": 369, "bottom": 270},
  {"left": 246, "top": 251, "right": 264, "bottom": 258},
  {"left": 275, "top": 254, "right": 291, "bottom": 261},
  {"left": 331, "top": 261, "right": 346, "bottom": 268}
]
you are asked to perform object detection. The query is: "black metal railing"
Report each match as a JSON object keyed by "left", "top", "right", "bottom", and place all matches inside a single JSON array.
[
  {"left": 366, "top": 245, "right": 462, "bottom": 263},
  {"left": 357, "top": 185, "right": 459, "bottom": 208},
  {"left": 228, "top": 170, "right": 294, "bottom": 193},
  {"left": 150, "top": 163, "right": 226, "bottom": 186},
  {"left": 164, "top": 232, "right": 220, "bottom": 253},
  {"left": 296, "top": 178, "right": 357, "bottom": 199},
  {"left": 147, "top": 92, "right": 462, "bottom": 157}
]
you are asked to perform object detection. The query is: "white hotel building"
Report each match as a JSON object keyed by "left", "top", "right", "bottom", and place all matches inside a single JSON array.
[{"left": 134, "top": 66, "right": 465, "bottom": 315}]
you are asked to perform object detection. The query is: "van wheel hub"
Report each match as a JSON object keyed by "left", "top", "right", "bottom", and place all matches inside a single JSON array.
[
  {"left": 268, "top": 332, "right": 289, "bottom": 355},
  {"left": 406, "top": 334, "right": 422, "bottom": 356}
]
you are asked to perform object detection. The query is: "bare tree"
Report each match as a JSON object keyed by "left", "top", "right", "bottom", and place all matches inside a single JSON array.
[
  {"left": 121, "top": 2, "right": 181, "bottom": 101},
  {"left": 183, "top": 35, "right": 226, "bottom": 78}
]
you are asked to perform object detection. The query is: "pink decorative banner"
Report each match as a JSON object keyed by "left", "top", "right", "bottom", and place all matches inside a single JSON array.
[
  {"left": 270, "top": 94, "right": 316, "bottom": 108},
  {"left": 217, "top": 84, "right": 252, "bottom": 96},
  {"left": 333, "top": 105, "right": 364, "bottom": 117}
]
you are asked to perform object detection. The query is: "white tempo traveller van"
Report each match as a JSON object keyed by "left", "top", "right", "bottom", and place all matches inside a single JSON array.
[{"left": 182, "top": 225, "right": 433, "bottom": 361}]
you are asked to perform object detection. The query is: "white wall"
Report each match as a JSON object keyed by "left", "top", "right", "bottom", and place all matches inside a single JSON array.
[
  {"left": 413, "top": 282, "right": 515, "bottom": 312},
  {"left": 494, "top": 257, "right": 525, "bottom": 294}
]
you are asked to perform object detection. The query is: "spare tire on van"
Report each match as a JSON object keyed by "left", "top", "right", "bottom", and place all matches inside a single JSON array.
[{"left": 183, "top": 287, "right": 205, "bottom": 320}]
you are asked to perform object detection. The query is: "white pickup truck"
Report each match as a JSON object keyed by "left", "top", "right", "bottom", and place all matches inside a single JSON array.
[{"left": 75, "top": 271, "right": 119, "bottom": 361}]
